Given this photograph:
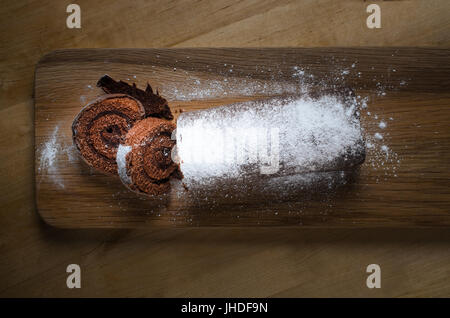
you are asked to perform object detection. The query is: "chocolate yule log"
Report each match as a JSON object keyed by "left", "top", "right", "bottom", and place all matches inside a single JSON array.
[
  {"left": 115, "top": 93, "right": 365, "bottom": 199},
  {"left": 72, "top": 94, "right": 146, "bottom": 175},
  {"left": 173, "top": 93, "right": 365, "bottom": 202},
  {"left": 116, "top": 117, "right": 181, "bottom": 196}
]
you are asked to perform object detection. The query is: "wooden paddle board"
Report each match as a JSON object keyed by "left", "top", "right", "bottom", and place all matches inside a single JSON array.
[{"left": 34, "top": 48, "right": 450, "bottom": 228}]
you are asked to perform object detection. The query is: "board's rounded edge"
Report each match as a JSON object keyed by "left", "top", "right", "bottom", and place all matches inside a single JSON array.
[{"left": 34, "top": 198, "right": 65, "bottom": 229}]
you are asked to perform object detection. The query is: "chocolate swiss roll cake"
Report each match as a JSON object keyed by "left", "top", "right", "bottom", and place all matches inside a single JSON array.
[
  {"left": 115, "top": 92, "right": 365, "bottom": 202},
  {"left": 72, "top": 94, "right": 146, "bottom": 175},
  {"left": 176, "top": 95, "right": 365, "bottom": 178},
  {"left": 116, "top": 117, "right": 181, "bottom": 196},
  {"left": 171, "top": 94, "right": 365, "bottom": 204}
]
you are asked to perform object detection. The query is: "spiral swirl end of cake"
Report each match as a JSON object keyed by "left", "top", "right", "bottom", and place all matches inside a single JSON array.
[
  {"left": 72, "top": 94, "right": 146, "bottom": 175},
  {"left": 117, "top": 117, "right": 179, "bottom": 196}
]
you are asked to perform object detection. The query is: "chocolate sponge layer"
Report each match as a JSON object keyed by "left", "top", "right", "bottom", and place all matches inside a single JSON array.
[
  {"left": 72, "top": 94, "right": 145, "bottom": 175},
  {"left": 117, "top": 117, "right": 181, "bottom": 196}
]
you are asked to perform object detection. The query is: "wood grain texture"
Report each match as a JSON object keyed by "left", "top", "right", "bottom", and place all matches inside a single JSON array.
[
  {"left": 35, "top": 48, "right": 450, "bottom": 228},
  {"left": 1, "top": 0, "right": 450, "bottom": 297}
]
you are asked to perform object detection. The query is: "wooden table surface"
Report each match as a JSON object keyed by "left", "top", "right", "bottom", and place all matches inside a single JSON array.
[{"left": 1, "top": 0, "right": 450, "bottom": 297}]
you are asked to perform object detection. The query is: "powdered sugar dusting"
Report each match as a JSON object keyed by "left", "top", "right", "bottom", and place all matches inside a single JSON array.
[
  {"left": 168, "top": 62, "right": 405, "bottom": 193},
  {"left": 39, "top": 126, "right": 59, "bottom": 173},
  {"left": 177, "top": 94, "right": 364, "bottom": 187},
  {"left": 38, "top": 125, "right": 77, "bottom": 188},
  {"left": 159, "top": 66, "right": 316, "bottom": 101}
]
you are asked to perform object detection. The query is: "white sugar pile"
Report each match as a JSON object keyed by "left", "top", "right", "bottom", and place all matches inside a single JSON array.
[{"left": 176, "top": 95, "right": 364, "bottom": 185}]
